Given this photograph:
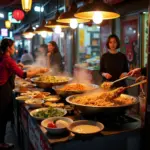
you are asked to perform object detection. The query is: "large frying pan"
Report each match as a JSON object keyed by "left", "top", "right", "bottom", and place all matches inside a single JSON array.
[
  {"left": 31, "top": 76, "right": 72, "bottom": 88},
  {"left": 66, "top": 94, "right": 139, "bottom": 115}
]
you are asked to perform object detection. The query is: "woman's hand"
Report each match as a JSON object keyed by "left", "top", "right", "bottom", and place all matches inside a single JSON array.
[
  {"left": 127, "top": 68, "right": 141, "bottom": 77},
  {"left": 119, "top": 73, "right": 127, "bottom": 79},
  {"left": 135, "top": 76, "right": 146, "bottom": 82},
  {"left": 102, "top": 73, "right": 112, "bottom": 79},
  {"left": 39, "top": 68, "right": 49, "bottom": 73},
  {"left": 18, "top": 62, "right": 24, "bottom": 69}
]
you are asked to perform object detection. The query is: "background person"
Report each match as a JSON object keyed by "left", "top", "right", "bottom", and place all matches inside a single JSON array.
[
  {"left": 47, "top": 41, "right": 64, "bottom": 73},
  {"left": 20, "top": 49, "right": 34, "bottom": 65}
]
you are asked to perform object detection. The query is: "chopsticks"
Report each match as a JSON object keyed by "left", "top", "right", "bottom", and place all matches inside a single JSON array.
[
  {"left": 112, "top": 76, "right": 129, "bottom": 84},
  {"left": 124, "top": 79, "right": 147, "bottom": 90}
]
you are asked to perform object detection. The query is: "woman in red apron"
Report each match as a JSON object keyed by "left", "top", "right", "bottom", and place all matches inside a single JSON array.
[{"left": 0, "top": 39, "right": 48, "bottom": 149}]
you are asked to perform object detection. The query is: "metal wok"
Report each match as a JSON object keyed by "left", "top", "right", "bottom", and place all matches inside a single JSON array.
[
  {"left": 66, "top": 94, "right": 139, "bottom": 115},
  {"left": 31, "top": 77, "right": 72, "bottom": 88},
  {"left": 54, "top": 83, "right": 99, "bottom": 96}
]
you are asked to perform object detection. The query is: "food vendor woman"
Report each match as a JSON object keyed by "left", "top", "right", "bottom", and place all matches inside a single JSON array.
[
  {"left": 0, "top": 39, "right": 48, "bottom": 149},
  {"left": 100, "top": 34, "right": 129, "bottom": 88}
]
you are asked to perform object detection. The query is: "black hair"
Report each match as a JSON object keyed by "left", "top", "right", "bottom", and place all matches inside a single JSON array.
[
  {"left": 48, "top": 41, "right": 59, "bottom": 53},
  {"left": 0, "top": 38, "right": 14, "bottom": 54},
  {"left": 106, "top": 34, "right": 120, "bottom": 49}
]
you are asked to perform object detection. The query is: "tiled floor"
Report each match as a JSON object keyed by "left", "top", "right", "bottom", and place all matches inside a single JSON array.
[{"left": 5, "top": 122, "right": 21, "bottom": 150}]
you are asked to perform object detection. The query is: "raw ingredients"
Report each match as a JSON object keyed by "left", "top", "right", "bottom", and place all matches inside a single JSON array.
[
  {"left": 46, "top": 120, "right": 69, "bottom": 128},
  {"left": 55, "top": 120, "right": 69, "bottom": 128},
  {"left": 47, "top": 122, "right": 56, "bottom": 128},
  {"left": 33, "top": 107, "right": 65, "bottom": 118},
  {"left": 72, "top": 125, "right": 100, "bottom": 134}
]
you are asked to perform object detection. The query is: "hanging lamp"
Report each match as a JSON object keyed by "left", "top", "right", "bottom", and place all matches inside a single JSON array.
[
  {"left": 5, "top": 20, "right": 11, "bottom": 29},
  {"left": 35, "top": 20, "right": 53, "bottom": 38},
  {"left": 22, "top": 25, "right": 35, "bottom": 39},
  {"left": 45, "top": 0, "right": 69, "bottom": 33},
  {"left": 45, "top": 11, "right": 69, "bottom": 28},
  {"left": 57, "top": 2, "right": 89, "bottom": 29},
  {"left": 75, "top": 0, "right": 120, "bottom": 24},
  {"left": 21, "top": 0, "right": 32, "bottom": 12}
]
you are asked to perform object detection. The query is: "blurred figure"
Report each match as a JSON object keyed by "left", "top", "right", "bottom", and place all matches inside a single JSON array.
[
  {"left": 17, "top": 44, "right": 23, "bottom": 60},
  {"left": 20, "top": 50, "right": 34, "bottom": 65},
  {"left": 35, "top": 44, "right": 48, "bottom": 67},
  {"left": 47, "top": 41, "right": 64, "bottom": 73}
]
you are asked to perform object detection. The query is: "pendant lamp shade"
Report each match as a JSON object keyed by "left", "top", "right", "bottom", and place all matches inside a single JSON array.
[
  {"left": 21, "top": 0, "right": 32, "bottom": 12},
  {"left": 75, "top": 0, "right": 120, "bottom": 20},
  {"left": 35, "top": 20, "right": 53, "bottom": 38},
  {"left": 45, "top": 11, "right": 69, "bottom": 28},
  {"left": 57, "top": 2, "right": 89, "bottom": 24},
  {"left": 22, "top": 26, "right": 35, "bottom": 38}
]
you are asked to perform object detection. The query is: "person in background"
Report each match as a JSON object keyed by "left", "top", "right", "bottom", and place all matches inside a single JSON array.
[
  {"left": 47, "top": 41, "right": 64, "bottom": 73},
  {"left": 20, "top": 50, "right": 34, "bottom": 65},
  {"left": 0, "top": 38, "right": 48, "bottom": 149},
  {"left": 17, "top": 44, "right": 23, "bottom": 61},
  {"left": 35, "top": 44, "right": 48, "bottom": 67},
  {"left": 100, "top": 34, "right": 129, "bottom": 88}
]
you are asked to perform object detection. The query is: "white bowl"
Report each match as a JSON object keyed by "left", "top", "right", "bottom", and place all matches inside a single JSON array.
[
  {"left": 25, "top": 99, "right": 44, "bottom": 108},
  {"left": 68, "top": 120, "right": 104, "bottom": 135},
  {"left": 30, "top": 107, "right": 67, "bottom": 120},
  {"left": 41, "top": 117, "right": 73, "bottom": 135}
]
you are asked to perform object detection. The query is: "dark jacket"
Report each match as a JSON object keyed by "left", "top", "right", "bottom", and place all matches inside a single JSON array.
[
  {"left": 141, "top": 67, "right": 147, "bottom": 76},
  {"left": 49, "top": 51, "right": 64, "bottom": 73}
]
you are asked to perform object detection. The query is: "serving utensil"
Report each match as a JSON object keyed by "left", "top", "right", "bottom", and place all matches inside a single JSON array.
[
  {"left": 112, "top": 75, "right": 129, "bottom": 84},
  {"left": 123, "top": 80, "right": 147, "bottom": 91},
  {"left": 101, "top": 76, "right": 129, "bottom": 89}
]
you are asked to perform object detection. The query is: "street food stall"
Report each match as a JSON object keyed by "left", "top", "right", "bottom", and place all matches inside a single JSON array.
[{"left": 12, "top": 72, "right": 143, "bottom": 150}]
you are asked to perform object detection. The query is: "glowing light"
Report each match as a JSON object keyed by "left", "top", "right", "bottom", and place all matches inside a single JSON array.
[
  {"left": 39, "top": 31, "right": 47, "bottom": 38},
  {"left": 60, "top": 32, "right": 64, "bottom": 38},
  {"left": 34, "top": 6, "right": 44, "bottom": 12},
  {"left": 5, "top": 20, "right": 11, "bottom": 29},
  {"left": 70, "top": 19, "right": 78, "bottom": 29},
  {"left": 79, "top": 24, "right": 84, "bottom": 28},
  {"left": 21, "top": 0, "right": 32, "bottom": 12},
  {"left": 54, "top": 25, "right": 62, "bottom": 34},
  {"left": 92, "top": 11, "right": 103, "bottom": 24}
]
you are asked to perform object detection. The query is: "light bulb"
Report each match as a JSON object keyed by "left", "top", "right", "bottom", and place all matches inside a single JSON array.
[
  {"left": 23, "top": 32, "right": 34, "bottom": 39},
  {"left": 92, "top": 11, "right": 103, "bottom": 24},
  {"left": 60, "top": 32, "right": 64, "bottom": 38},
  {"left": 70, "top": 19, "right": 78, "bottom": 29},
  {"left": 40, "top": 31, "right": 47, "bottom": 38},
  {"left": 79, "top": 23, "right": 84, "bottom": 28},
  {"left": 54, "top": 25, "right": 62, "bottom": 34}
]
